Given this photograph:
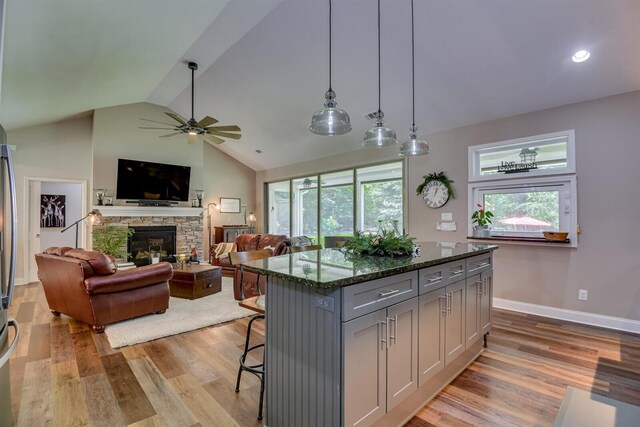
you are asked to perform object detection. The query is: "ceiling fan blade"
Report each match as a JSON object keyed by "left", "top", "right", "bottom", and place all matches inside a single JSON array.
[
  {"left": 206, "top": 125, "right": 241, "bottom": 132},
  {"left": 207, "top": 130, "right": 242, "bottom": 140},
  {"left": 187, "top": 133, "right": 198, "bottom": 144},
  {"left": 138, "top": 126, "right": 177, "bottom": 130},
  {"left": 203, "top": 134, "right": 226, "bottom": 145},
  {"left": 159, "top": 132, "right": 183, "bottom": 138},
  {"left": 196, "top": 116, "right": 219, "bottom": 128},
  {"left": 139, "top": 118, "right": 178, "bottom": 126},
  {"left": 165, "top": 112, "right": 188, "bottom": 125}
]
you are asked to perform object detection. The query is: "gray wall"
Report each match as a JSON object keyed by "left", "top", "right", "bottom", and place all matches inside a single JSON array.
[{"left": 258, "top": 90, "right": 640, "bottom": 321}]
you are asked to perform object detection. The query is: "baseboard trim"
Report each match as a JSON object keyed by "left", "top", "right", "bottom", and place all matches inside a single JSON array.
[{"left": 493, "top": 298, "right": 640, "bottom": 334}]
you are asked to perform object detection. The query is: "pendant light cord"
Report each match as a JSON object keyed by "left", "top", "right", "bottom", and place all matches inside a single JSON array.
[
  {"left": 411, "top": 0, "right": 415, "bottom": 127},
  {"left": 329, "top": 0, "right": 332, "bottom": 91},
  {"left": 377, "top": 0, "right": 382, "bottom": 114}
]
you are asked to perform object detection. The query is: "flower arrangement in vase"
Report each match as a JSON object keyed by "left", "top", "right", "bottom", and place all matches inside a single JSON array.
[{"left": 471, "top": 204, "right": 494, "bottom": 238}]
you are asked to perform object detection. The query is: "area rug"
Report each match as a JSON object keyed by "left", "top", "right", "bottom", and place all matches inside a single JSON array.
[
  {"left": 105, "top": 277, "right": 254, "bottom": 348},
  {"left": 553, "top": 386, "right": 640, "bottom": 427}
]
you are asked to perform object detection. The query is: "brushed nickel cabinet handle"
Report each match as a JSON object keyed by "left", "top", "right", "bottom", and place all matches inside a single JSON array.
[
  {"left": 476, "top": 261, "right": 491, "bottom": 268},
  {"left": 440, "top": 295, "right": 447, "bottom": 317},
  {"left": 427, "top": 275, "right": 443, "bottom": 283},
  {"left": 379, "top": 289, "right": 400, "bottom": 297},
  {"left": 380, "top": 321, "right": 388, "bottom": 350},
  {"left": 450, "top": 269, "right": 464, "bottom": 275}
]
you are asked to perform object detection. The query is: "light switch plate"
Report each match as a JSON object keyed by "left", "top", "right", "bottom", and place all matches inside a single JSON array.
[
  {"left": 316, "top": 296, "right": 335, "bottom": 312},
  {"left": 436, "top": 222, "right": 457, "bottom": 231},
  {"left": 441, "top": 212, "right": 453, "bottom": 221}
]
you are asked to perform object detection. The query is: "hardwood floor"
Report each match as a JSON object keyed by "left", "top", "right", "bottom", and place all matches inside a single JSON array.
[{"left": 7, "top": 282, "right": 640, "bottom": 426}]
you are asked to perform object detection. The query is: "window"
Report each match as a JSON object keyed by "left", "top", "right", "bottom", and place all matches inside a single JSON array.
[
  {"left": 468, "top": 131, "right": 577, "bottom": 247},
  {"left": 267, "top": 181, "right": 290, "bottom": 236},
  {"left": 265, "top": 161, "right": 404, "bottom": 246}
]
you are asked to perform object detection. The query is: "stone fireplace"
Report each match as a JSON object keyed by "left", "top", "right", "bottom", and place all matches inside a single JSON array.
[
  {"left": 92, "top": 206, "right": 204, "bottom": 264},
  {"left": 127, "top": 226, "right": 177, "bottom": 266}
]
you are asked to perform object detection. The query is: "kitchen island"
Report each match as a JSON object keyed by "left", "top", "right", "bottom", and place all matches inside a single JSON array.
[{"left": 242, "top": 241, "right": 497, "bottom": 427}]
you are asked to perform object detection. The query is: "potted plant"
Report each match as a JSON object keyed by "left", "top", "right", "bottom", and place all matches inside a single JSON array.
[
  {"left": 342, "top": 229, "right": 415, "bottom": 257},
  {"left": 92, "top": 226, "right": 134, "bottom": 262},
  {"left": 471, "top": 204, "right": 494, "bottom": 238}
]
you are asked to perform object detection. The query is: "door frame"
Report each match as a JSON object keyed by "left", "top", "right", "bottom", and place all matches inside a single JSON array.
[{"left": 25, "top": 176, "right": 88, "bottom": 283}]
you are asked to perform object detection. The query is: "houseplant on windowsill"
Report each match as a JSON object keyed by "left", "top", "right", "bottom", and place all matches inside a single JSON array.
[{"left": 471, "top": 204, "right": 494, "bottom": 238}]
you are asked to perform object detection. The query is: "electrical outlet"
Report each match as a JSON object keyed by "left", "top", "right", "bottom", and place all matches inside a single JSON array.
[
  {"left": 578, "top": 289, "right": 588, "bottom": 301},
  {"left": 316, "top": 296, "right": 335, "bottom": 312}
]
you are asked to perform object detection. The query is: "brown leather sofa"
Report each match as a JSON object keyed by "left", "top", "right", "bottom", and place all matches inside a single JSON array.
[
  {"left": 210, "top": 233, "right": 290, "bottom": 276},
  {"left": 35, "top": 247, "right": 173, "bottom": 333}
]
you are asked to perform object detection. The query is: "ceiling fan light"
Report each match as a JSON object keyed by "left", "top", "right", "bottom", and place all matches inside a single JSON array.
[
  {"left": 310, "top": 90, "right": 351, "bottom": 135},
  {"left": 363, "top": 119, "right": 398, "bottom": 148},
  {"left": 187, "top": 129, "right": 198, "bottom": 136}
]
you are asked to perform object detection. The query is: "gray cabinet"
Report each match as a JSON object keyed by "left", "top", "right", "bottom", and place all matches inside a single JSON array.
[
  {"left": 480, "top": 270, "right": 493, "bottom": 335},
  {"left": 465, "top": 274, "right": 482, "bottom": 348},
  {"left": 386, "top": 298, "right": 419, "bottom": 411},
  {"left": 418, "top": 288, "right": 446, "bottom": 386},
  {"left": 343, "top": 309, "right": 387, "bottom": 427},
  {"left": 343, "top": 296, "right": 419, "bottom": 426},
  {"left": 444, "top": 280, "right": 465, "bottom": 365}
]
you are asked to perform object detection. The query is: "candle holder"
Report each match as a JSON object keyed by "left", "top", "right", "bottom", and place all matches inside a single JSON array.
[
  {"left": 94, "top": 189, "right": 106, "bottom": 206},
  {"left": 194, "top": 190, "right": 205, "bottom": 208}
]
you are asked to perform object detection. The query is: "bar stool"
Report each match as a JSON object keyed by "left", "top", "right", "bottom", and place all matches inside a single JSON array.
[
  {"left": 229, "top": 249, "right": 272, "bottom": 420},
  {"left": 236, "top": 296, "right": 265, "bottom": 419}
]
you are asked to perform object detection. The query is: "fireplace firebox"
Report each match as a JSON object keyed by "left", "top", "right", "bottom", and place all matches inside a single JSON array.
[{"left": 127, "top": 226, "right": 177, "bottom": 266}]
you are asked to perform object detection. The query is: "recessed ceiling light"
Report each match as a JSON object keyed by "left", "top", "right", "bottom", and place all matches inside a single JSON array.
[{"left": 572, "top": 50, "right": 590, "bottom": 63}]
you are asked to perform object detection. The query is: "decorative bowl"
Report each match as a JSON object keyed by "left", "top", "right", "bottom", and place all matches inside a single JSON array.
[{"left": 543, "top": 231, "right": 569, "bottom": 241}]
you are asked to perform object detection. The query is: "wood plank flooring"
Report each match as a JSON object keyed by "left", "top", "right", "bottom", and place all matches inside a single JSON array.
[{"left": 7, "top": 282, "right": 640, "bottom": 426}]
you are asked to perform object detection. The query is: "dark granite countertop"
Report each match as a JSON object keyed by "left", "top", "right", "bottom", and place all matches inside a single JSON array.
[{"left": 241, "top": 241, "right": 498, "bottom": 289}]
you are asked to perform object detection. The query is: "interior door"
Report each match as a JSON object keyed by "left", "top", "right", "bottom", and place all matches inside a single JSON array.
[{"left": 28, "top": 180, "right": 42, "bottom": 283}]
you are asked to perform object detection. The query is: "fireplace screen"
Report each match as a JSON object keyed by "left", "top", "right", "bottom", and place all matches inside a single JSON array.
[{"left": 127, "top": 226, "right": 177, "bottom": 266}]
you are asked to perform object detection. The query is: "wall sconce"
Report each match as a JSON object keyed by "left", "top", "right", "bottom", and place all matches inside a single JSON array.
[{"left": 248, "top": 211, "right": 256, "bottom": 226}]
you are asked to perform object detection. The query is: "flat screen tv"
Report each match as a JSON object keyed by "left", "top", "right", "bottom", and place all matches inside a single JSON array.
[{"left": 116, "top": 158, "right": 191, "bottom": 202}]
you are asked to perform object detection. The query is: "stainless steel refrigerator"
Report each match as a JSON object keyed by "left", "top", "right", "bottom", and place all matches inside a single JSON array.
[{"left": 0, "top": 130, "right": 19, "bottom": 427}]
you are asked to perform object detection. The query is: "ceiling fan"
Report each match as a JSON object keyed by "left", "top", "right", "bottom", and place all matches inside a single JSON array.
[{"left": 139, "top": 61, "right": 241, "bottom": 145}]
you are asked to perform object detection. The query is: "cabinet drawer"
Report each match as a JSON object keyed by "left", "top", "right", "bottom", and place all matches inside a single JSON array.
[
  {"left": 445, "top": 260, "right": 466, "bottom": 284},
  {"left": 418, "top": 264, "right": 447, "bottom": 294},
  {"left": 466, "top": 253, "right": 492, "bottom": 276},
  {"left": 342, "top": 271, "right": 418, "bottom": 322}
]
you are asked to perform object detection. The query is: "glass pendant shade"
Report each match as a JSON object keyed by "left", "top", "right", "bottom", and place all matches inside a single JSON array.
[
  {"left": 399, "top": 125, "right": 429, "bottom": 157},
  {"left": 363, "top": 112, "right": 397, "bottom": 147},
  {"left": 310, "top": 90, "right": 351, "bottom": 135}
]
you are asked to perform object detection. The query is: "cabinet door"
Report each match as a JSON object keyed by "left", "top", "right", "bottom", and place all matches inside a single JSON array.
[
  {"left": 418, "top": 288, "right": 446, "bottom": 386},
  {"left": 343, "top": 309, "right": 387, "bottom": 427},
  {"left": 465, "top": 274, "right": 481, "bottom": 348},
  {"left": 386, "top": 298, "right": 419, "bottom": 411},
  {"left": 445, "top": 281, "right": 465, "bottom": 365},
  {"left": 480, "top": 270, "right": 493, "bottom": 335}
]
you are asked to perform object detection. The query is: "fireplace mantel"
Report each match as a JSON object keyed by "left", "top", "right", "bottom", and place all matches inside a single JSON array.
[{"left": 93, "top": 206, "right": 204, "bottom": 217}]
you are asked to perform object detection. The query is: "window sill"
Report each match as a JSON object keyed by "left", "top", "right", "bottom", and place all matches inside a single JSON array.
[{"left": 467, "top": 235, "right": 576, "bottom": 248}]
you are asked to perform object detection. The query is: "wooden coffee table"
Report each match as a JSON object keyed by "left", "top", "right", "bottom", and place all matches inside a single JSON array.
[{"left": 169, "top": 264, "right": 222, "bottom": 300}]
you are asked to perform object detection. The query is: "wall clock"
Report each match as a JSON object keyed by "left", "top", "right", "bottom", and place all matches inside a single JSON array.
[{"left": 416, "top": 172, "right": 455, "bottom": 209}]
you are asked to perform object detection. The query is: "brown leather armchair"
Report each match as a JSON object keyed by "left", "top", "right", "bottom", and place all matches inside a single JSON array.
[
  {"left": 35, "top": 247, "right": 173, "bottom": 333},
  {"left": 210, "top": 233, "right": 291, "bottom": 276}
]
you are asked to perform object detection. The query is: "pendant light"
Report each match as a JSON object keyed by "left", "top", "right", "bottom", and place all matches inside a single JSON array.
[
  {"left": 399, "top": 0, "right": 429, "bottom": 157},
  {"left": 363, "top": 0, "right": 397, "bottom": 148},
  {"left": 310, "top": 0, "right": 351, "bottom": 136}
]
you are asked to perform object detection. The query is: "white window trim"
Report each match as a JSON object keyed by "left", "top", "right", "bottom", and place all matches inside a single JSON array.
[
  {"left": 468, "top": 130, "right": 576, "bottom": 182},
  {"left": 468, "top": 175, "right": 578, "bottom": 248}
]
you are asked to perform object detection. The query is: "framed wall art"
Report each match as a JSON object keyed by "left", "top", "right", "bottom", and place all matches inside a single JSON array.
[
  {"left": 219, "top": 197, "right": 241, "bottom": 213},
  {"left": 41, "top": 194, "right": 66, "bottom": 228}
]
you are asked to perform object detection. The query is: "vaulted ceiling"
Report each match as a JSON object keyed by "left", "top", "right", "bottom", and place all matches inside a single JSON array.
[{"left": 1, "top": 0, "right": 639, "bottom": 170}]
